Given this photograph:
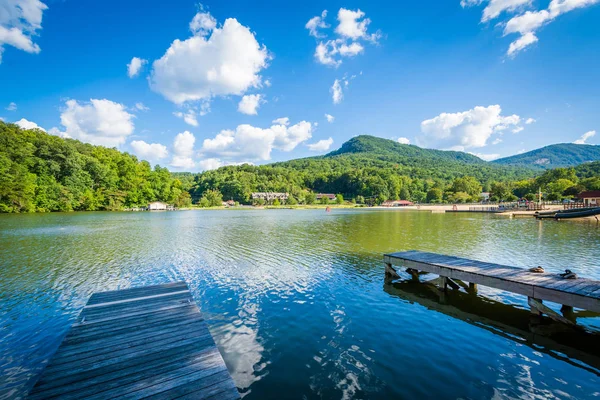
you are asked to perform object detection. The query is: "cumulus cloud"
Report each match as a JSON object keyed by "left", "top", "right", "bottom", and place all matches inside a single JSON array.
[
  {"left": 525, "top": 117, "right": 536, "bottom": 124},
  {"left": 51, "top": 99, "right": 135, "bottom": 147},
  {"left": 418, "top": 105, "right": 523, "bottom": 150},
  {"left": 237, "top": 94, "right": 264, "bottom": 115},
  {"left": 573, "top": 130, "right": 596, "bottom": 144},
  {"left": 200, "top": 119, "right": 313, "bottom": 164},
  {"left": 325, "top": 114, "right": 335, "bottom": 123},
  {"left": 149, "top": 12, "right": 269, "bottom": 105},
  {"left": 5, "top": 102, "right": 17, "bottom": 111},
  {"left": 463, "top": 0, "right": 599, "bottom": 57},
  {"left": 397, "top": 137, "right": 410, "bottom": 144},
  {"left": 331, "top": 79, "right": 343, "bottom": 104},
  {"left": 15, "top": 118, "right": 45, "bottom": 131},
  {"left": 130, "top": 140, "right": 168, "bottom": 161},
  {"left": 0, "top": 0, "right": 47, "bottom": 63},
  {"left": 173, "top": 110, "right": 198, "bottom": 127},
  {"left": 512, "top": 126, "right": 524, "bottom": 133},
  {"left": 170, "top": 131, "right": 196, "bottom": 169},
  {"left": 307, "top": 8, "right": 380, "bottom": 67},
  {"left": 307, "top": 137, "right": 334, "bottom": 152},
  {"left": 305, "top": 10, "right": 329, "bottom": 38},
  {"left": 469, "top": 152, "right": 501, "bottom": 161},
  {"left": 127, "top": 57, "right": 147, "bottom": 78}
]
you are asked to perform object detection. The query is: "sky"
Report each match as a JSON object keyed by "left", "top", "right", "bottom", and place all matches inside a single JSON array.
[{"left": 0, "top": 0, "right": 599, "bottom": 171}]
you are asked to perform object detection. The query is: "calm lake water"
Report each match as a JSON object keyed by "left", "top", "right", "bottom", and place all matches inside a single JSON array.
[{"left": 1, "top": 209, "right": 600, "bottom": 399}]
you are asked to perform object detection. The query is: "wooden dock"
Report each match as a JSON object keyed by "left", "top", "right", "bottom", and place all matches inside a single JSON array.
[
  {"left": 28, "top": 282, "right": 240, "bottom": 400},
  {"left": 384, "top": 250, "right": 600, "bottom": 324}
]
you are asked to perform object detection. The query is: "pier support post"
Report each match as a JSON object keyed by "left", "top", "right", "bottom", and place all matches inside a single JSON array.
[
  {"left": 440, "top": 276, "right": 448, "bottom": 291},
  {"left": 385, "top": 263, "right": 400, "bottom": 280},
  {"left": 528, "top": 297, "right": 543, "bottom": 316},
  {"left": 468, "top": 283, "right": 478, "bottom": 294},
  {"left": 406, "top": 268, "right": 420, "bottom": 282}
]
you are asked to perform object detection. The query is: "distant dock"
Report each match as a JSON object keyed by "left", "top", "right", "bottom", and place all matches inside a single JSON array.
[
  {"left": 28, "top": 282, "right": 240, "bottom": 400},
  {"left": 384, "top": 251, "right": 600, "bottom": 325}
]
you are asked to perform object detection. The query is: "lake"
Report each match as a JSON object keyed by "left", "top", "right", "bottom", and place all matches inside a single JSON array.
[{"left": 1, "top": 209, "right": 599, "bottom": 399}]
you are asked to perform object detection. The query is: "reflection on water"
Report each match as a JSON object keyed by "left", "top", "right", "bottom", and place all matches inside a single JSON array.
[{"left": 0, "top": 209, "right": 599, "bottom": 399}]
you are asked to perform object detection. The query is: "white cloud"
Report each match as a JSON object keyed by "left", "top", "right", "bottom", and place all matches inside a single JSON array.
[
  {"left": 200, "top": 119, "right": 313, "bottom": 163},
  {"left": 127, "top": 57, "right": 147, "bottom": 78},
  {"left": 331, "top": 79, "right": 343, "bottom": 104},
  {"left": 469, "top": 152, "right": 501, "bottom": 161},
  {"left": 325, "top": 114, "right": 335, "bottom": 123},
  {"left": 308, "top": 8, "right": 380, "bottom": 67},
  {"left": 305, "top": 10, "right": 329, "bottom": 38},
  {"left": 134, "top": 102, "right": 149, "bottom": 111},
  {"left": 149, "top": 13, "right": 269, "bottom": 104},
  {"left": 507, "top": 31, "right": 539, "bottom": 56},
  {"left": 198, "top": 158, "right": 224, "bottom": 171},
  {"left": 307, "top": 137, "right": 334, "bottom": 152},
  {"left": 170, "top": 131, "right": 196, "bottom": 169},
  {"left": 237, "top": 94, "right": 263, "bottom": 115},
  {"left": 481, "top": 0, "right": 532, "bottom": 22},
  {"left": 272, "top": 117, "right": 289, "bottom": 126},
  {"left": 5, "top": 102, "right": 17, "bottom": 111},
  {"left": 0, "top": 0, "right": 47, "bottom": 63},
  {"left": 492, "top": 138, "right": 503, "bottom": 144},
  {"left": 15, "top": 118, "right": 45, "bottom": 131},
  {"left": 512, "top": 126, "right": 524, "bottom": 133},
  {"left": 130, "top": 140, "right": 168, "bottom": 161},
  {"left": 573, "top": 130, "right": 596, "bottom": 144},
  {"left": 418, "top": 105, "right": 522, "bottom": 150},
  {"left": 189, "top": 11, "right": 216, "bottom": 36},
  {"left": 397, "top": 137, "right": 410, "bottom": 144},
  {"left": 52, "top": 99, "right": 135, "bottom": 147},
  {"left": 173, "top": 110, "right": 198, "bottom": 127},
  {"left": 525, "top": 117, "right": 536, "bottom": 124},
  {"left": 465, "top": 0, "right": 599, "bottom": 57}
]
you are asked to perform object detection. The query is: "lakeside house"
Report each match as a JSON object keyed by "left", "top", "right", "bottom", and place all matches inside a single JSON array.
[
  {"left": 382, "top": 200, "right": 414, "bottom": 207},
  {"left": 316, "top": 193, "right": 336, "bottom": 201},
  {"left": 251, "top": 192, "right": 289, "bottom": 202},
  {"left": 480, "top": 192, "right": 491, "bottom": 202},
  {"left": 578, "top": 191, "right": 600, "bottom": 207},
  {"left": 222, "top": 200, "right": 236, "bottom": 207},
  {"left": 148, "top": 201, "right": 168, "bottom": 211}
]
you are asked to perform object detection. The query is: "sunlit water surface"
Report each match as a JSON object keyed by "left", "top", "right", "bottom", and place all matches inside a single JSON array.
[{"left": 1, "top": 210, "right": 599, "bottom": 399}]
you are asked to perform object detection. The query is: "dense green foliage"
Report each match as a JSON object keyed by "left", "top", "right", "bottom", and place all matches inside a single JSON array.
[
  {"left": 0, "top": 122, "right": 189, "bottom": 212},
  {"left": 189, "top": 136, "right": 535, "bottom": 204},
  {"left": 493, "top": 143, "right": 600, "bottom": 169},
  {"left": 2, "top": 125, "right": 599, "bottom": 212}
]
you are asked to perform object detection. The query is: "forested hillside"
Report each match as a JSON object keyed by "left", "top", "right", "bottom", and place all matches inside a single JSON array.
[
  {"left": 2, "top": 123, "right": 599, "bottom": 212},
  {"left": 493, "top": 143, "right": 600, "bottom": 169},
  {"left": 0, "top": 122, "right": 191, "bottom": 212}
]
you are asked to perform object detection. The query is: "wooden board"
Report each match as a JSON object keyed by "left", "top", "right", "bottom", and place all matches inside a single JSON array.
[
  {"left": 384, "top": 251, "right": 600, "bottom": 313},
  {"left": 28, "top": 282, "right": 240, "bottom": 400}
]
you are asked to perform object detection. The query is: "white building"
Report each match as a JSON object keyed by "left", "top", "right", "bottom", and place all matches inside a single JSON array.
[{"left": 148, "top": 201, "right": 168, "bottom": 211}]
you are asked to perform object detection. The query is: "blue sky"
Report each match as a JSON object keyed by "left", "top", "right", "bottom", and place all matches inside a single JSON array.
[{"left": 1, "top": 0, "right": 599, "bottom": 170}]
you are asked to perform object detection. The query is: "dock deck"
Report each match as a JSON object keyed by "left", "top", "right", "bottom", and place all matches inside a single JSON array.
[
  {"left": 28, "top": 282, "right": 240, "bottom": 400},
  {"left": 384, "top": 251, "right": 600, "bottom": 321}
]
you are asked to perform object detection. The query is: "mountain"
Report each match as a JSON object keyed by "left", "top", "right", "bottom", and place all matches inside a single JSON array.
[
  {"left": 325, "top": 135, "right": 484, "bottom": 164},
  {"left": 493, "top": 143, "right": 600, "bottom": 169}
]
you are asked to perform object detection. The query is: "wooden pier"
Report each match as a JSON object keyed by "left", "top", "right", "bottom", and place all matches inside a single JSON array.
[
  {"left": 28, "top": 282, "right": 240, "bottom": 400},
  {"left": 384, "top": 250, "right": 600, "bottom": 324}
]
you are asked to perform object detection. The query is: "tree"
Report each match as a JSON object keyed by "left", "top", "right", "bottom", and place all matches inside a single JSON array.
[
  {"left": 287, "top": 195, "right": 298, "bottom": 205},
  {"left": 202, "top": 189, "right": 223, "bottom": 207},
  {"left": 305, "top": 192, "right": 316, "bottom": 205},
  {"left": 273, "top": 198, "right": 281, "bottom": 206},
  {"left": 336, "top": 194, "right": 344, "bottom": 204},
  {"left": 426, "top": 188, "right": 443, "bottom": 203},
  {"left": 399, "top": 186, "right": 411, "bottom": 201},
  {"left": 320, "top": 195, "right": 330, "bottom": 205}
]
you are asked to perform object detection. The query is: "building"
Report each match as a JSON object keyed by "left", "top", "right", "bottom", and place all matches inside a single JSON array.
[
  {"left": 480, "top": 192, "right": 491, "bottom": 202},
  {"left": 382, "top": 200, "right": 414, "bottom": 207},
  {"left": 316, "top": 193, "right": 336, "bottom": 201},
  {"left": 148, "top": 201, "right": 168, "bottom": 211},
  {"left": 578, "top": 191, "right": 600, "bottom": 207},
  {"left": 251, "top": 192, "right": 289, "bottom": 202}
]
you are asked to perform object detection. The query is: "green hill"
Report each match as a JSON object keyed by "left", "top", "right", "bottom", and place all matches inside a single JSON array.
[{"left": 493, "top": 143, "right": 600, "bottom": 169}]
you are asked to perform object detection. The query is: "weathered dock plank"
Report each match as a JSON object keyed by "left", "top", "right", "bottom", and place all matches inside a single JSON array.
[
  {"left": 28, "top": 282, "right": 240, "bottom": 400},
  {"left": 384, "top": 251, "right": 600, "bottom": 314}
]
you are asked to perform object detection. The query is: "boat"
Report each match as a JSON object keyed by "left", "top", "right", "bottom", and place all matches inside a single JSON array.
[
  {"left": 554, "top": 207, "right": 600, "bottom": 220},
  {"left": 535, "top": 207, "right": 600, "bottom": 219}
]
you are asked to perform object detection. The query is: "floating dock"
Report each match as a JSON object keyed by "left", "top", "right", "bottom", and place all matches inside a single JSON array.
[
  {"left": 28, "top": 282, "right": 240, "bottom": 400},
  {"left": 384, "top": 251, "right": 600, "bottom": 324}
]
